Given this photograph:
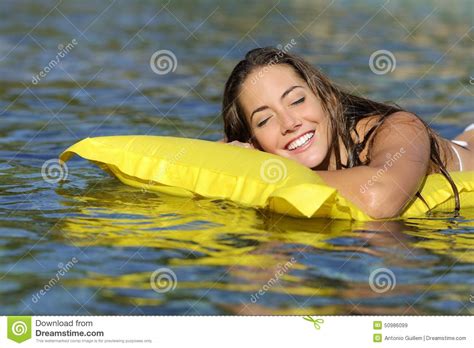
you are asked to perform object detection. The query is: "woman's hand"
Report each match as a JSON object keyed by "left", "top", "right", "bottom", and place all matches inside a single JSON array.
[
  {"left": 216, "top": 136, "right": 254, "bottom": 149},
  {"left": 226, "top": 140, "right": 254, "bottom": 149}
]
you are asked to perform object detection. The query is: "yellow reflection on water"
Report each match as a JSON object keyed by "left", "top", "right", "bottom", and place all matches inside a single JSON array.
[{"left": 57, "top": 184, "right": 474, "bottom": 314}]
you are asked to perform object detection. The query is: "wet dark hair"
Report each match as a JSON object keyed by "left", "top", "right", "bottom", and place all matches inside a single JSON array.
[{"left": 221, "top": 47, "right": 460, "bottom": 213}]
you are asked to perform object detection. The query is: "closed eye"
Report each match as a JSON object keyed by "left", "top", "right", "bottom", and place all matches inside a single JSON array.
[
  {"left": 257, "top": 117, "right": 270, "bottom": 127},
  {"left": 291, "top": 97, "right": 305, "bottom": 105}
]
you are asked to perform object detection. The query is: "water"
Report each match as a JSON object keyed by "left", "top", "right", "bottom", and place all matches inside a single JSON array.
[{"left": 1, "top": 0, "right": 473, "bottom": 315}]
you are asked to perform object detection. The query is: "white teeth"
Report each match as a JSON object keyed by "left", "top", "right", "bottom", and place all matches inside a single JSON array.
[{"left": 287, "top": 131, "right": 314, "bottom": 150}]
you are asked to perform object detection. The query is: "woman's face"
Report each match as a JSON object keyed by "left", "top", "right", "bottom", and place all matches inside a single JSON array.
[{"left": 239, "top": 64, "right": 331, "bottom": 168}]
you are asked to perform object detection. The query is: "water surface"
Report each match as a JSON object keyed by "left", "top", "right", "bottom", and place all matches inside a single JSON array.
[{"left": 1, "top": 0, "right": 473, "bottom": 315}]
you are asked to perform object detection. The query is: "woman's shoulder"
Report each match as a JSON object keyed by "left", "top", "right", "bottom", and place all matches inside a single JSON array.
[
  {"left": 354, "top": 111, "right": 474, "bottom": 172},
  {"left": 353, "top": 111, "right": 427, "bottom": 162},
  {"left": 355, "top": 111, "right": 423, "bottom": 137}
]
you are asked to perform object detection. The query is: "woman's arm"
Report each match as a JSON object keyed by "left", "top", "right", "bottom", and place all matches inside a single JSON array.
[{"left": 316, "top": 112, "right": 431, "bottom": 219}]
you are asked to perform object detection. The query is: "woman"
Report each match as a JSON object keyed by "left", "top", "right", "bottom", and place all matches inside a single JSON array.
[{"left": 220, "top": 47, "right": 473, "bottom": 219}]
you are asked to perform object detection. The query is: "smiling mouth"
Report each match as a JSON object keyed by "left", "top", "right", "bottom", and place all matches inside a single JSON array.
[{"left": 285, "top": 130, "right": 315, "bottom": 151}]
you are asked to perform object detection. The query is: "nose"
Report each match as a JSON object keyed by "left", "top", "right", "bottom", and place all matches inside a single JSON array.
[{"left": 279, "top": 112, "right": 302, "bottom": 135}]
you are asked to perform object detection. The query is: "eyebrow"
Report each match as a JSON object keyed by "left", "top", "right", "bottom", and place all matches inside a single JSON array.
[{"left": 250, "top": 85, "right": 303, "bottom": 121}]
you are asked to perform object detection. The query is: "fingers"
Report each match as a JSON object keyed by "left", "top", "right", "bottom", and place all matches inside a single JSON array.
[{"left": 227, "top": 140, "right": 254, "bottom": 149}]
